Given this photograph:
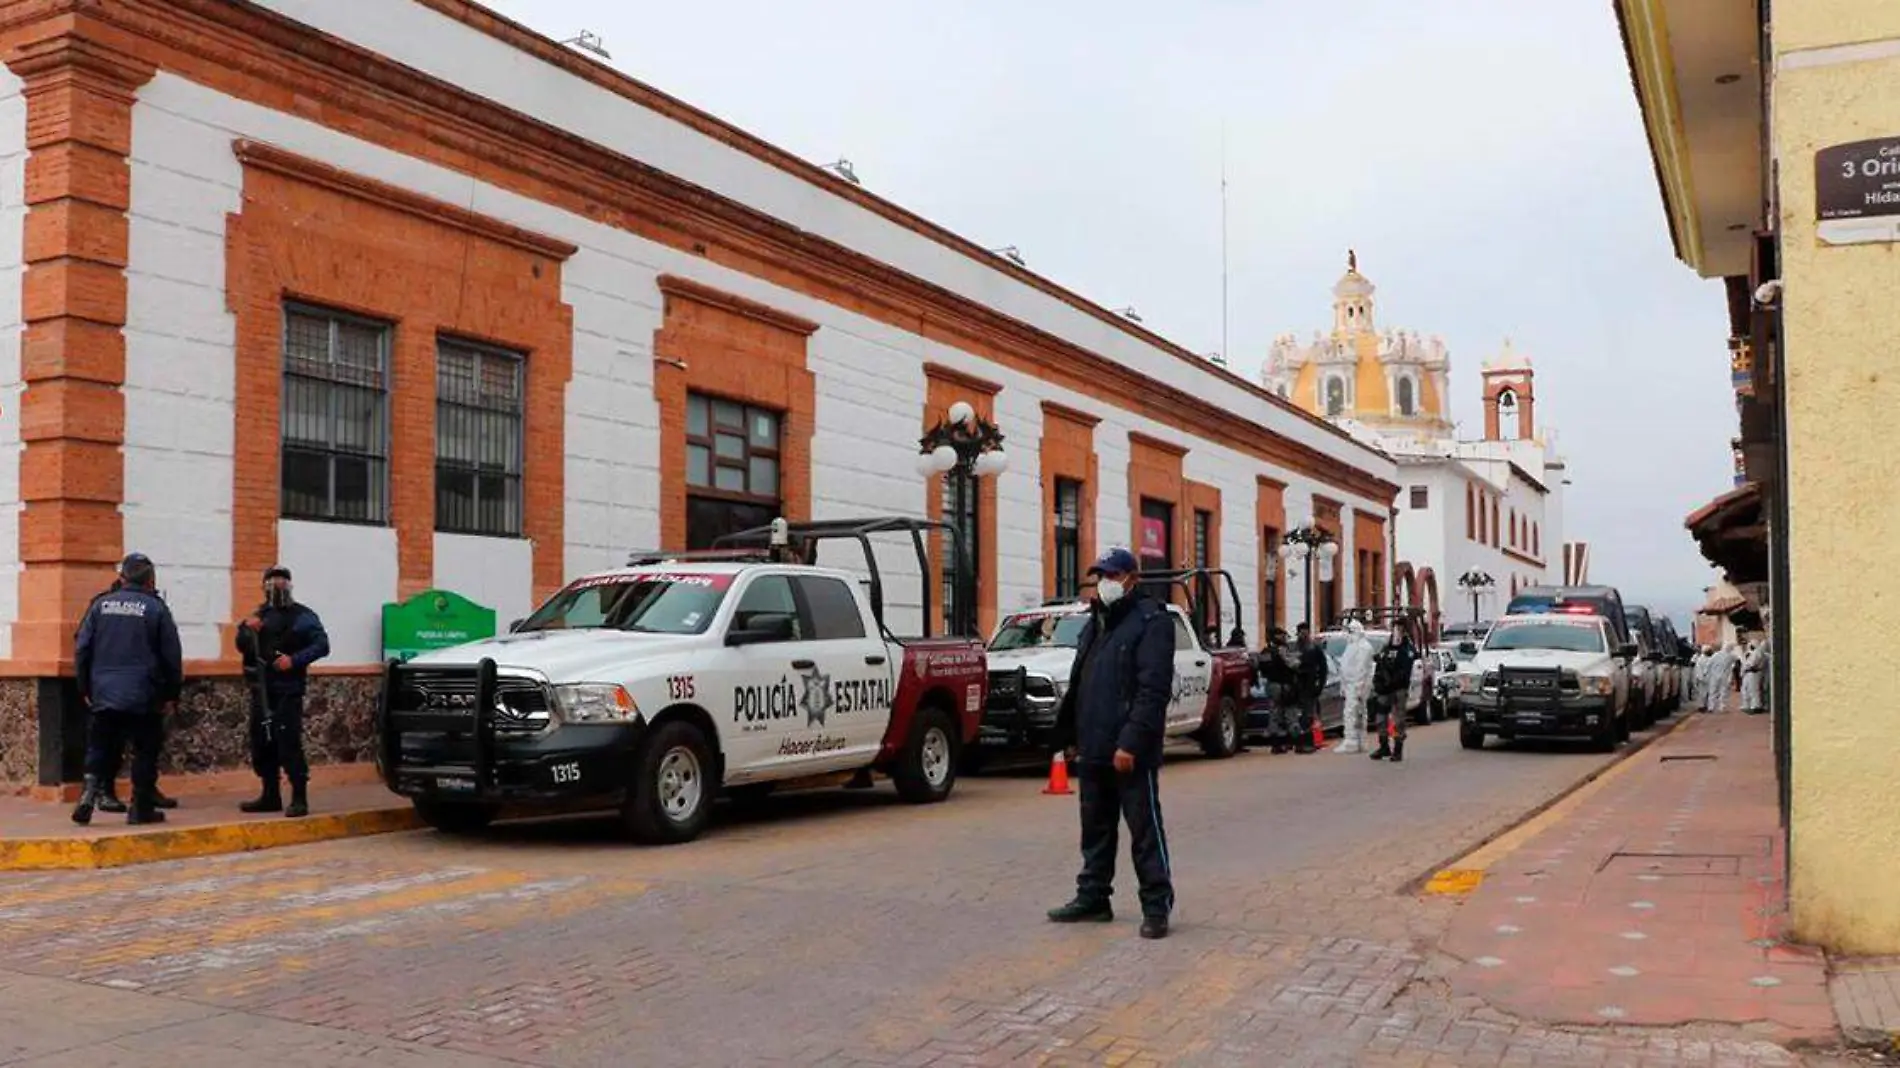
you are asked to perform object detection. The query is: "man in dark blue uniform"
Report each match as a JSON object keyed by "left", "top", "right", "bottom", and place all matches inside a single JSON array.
[
  {"left": 79, "top": 577, "right": 181, "bottom": 816},
  {"left": 234, "top": 565, "right": 330, "bottom": 818},
  {"left": 1046, "top": 547, "right": 1177, "bottom": 940},
  {"left": 71, "top": 553, "right": 183, "bottom": 826}
]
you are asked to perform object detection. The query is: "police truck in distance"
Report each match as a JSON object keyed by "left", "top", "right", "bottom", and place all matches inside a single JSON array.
[
  {"left": 376, "top": 518, "right": 988, "bottom": 844},
  {"left": 976, "top": 568, "right": 1255, "bottom": 766}
]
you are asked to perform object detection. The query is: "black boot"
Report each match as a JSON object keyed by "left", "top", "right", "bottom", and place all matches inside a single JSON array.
[
  {"left": 1370, "top": 737, "right": 1391, "bottom": 760},
  {"left": 71, "top": 775, "right": 103, "bottom": 826},
  {"left": 239, "top": 779, "right": 283, "bottom": 814},
  {"left": 96, "top": 783, "right": 128, "bottom": 814},
  {"left": 285, "top": 782, "right": 309, "bottom": 819},
  {"left": 1140, "top": 915, "right": 1170, "bottom": 940},
  {"left": 128, "top": 794, "right": 166, "bottom": 825},
  {"left": 1046, "top": 898, "right": 1114, "bottom": 923},
  {"left": 152, "top": 787, "right": 178, "bottom": 810},
  {"left": 1391, "top": 738, "right": 1405, "bottom": 763}
]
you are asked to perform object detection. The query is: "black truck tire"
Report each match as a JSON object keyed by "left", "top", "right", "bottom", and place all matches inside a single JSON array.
[
  {"left": 1198, "top": 695, "right": 1242, "bottom": 759},
  {"left": 892, "top": 706, "right": 958, "bottom": 804},
  {"left": 623, "top": 719, "right": 716, "bottom": 844},
  {"left": 1459, "top": 721, "right": 1485, "bottom": 750}
]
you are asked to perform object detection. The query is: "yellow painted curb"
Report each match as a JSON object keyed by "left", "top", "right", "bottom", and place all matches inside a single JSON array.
[
  {"left": 0, "top": 807, "right": 423, "bottom": 871},
  {"left": 1421, "top": 714, "right": 1702, "bottom": 897}
]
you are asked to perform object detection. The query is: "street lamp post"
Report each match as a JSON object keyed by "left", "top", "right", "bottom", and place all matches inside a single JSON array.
[
  {"left": 917, "top": 401, "right": 1008, "bottom": 637},
  {"left": 1457, "top": 568, "right": 1496, "bottom": 624},
  {"left": 1278, "top": 524, "right": 1340, "bottom": 630}
]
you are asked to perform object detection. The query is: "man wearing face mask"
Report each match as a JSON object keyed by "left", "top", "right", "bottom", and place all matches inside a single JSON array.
[
  {"left": 234, "top": 565, "right": 330, "bottom": 817},
  {"left": 1046, "top": 547, "right": 1177, "bottom": 940}
]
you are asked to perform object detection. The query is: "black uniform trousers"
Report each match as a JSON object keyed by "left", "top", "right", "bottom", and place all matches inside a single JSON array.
[
  {"left": 84, "top": 707, "right": 163, "bottom": 797},
  {"left": 1075, "top": 762, "right": 1175, "bottom": 919},
  {"left": 1367, "top": 692, "right": 1408, "bottom": 742},
  {"left": 248, "top": 688, "right": 309, "bottom": 784}
]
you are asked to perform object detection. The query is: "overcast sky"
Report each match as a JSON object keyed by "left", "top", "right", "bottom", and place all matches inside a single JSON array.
[{"left": 485, "top": 0, "right": 1733, "bottom": 629}]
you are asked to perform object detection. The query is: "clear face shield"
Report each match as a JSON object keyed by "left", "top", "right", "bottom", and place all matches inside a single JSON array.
[{"left": 265, "top": 575, "right": 293, "bottom": 608}]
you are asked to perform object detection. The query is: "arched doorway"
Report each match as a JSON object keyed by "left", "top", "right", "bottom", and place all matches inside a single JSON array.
[
  {"left": 1417, "top": 567, "right": 1441, "bottom": 644},
  {"left": 1393, "top": 561, "right": 1418, "bottom": 610}
]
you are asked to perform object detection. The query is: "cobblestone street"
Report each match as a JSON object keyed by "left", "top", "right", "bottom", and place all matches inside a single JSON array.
[{"left": 0, "top": 726, "right": 1824, "bottom": 1066}]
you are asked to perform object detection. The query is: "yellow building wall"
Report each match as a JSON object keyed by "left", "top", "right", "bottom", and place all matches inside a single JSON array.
[
  {"left": 1775, "top": 0, "right": 1900, "bottom": 53},
  {"left": 1775, "top": 14, "right": 1900, "bottom": 956},
  {"left": 1351, "top": 334, "right": 1389, "bottom": 417}
]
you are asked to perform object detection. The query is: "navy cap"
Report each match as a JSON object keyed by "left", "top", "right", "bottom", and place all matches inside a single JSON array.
[
  {"left": 1086, "top": 546, "right": 1140, "bottom": 577},
  {"left": 264, "top": 564, "right": 292, "bottom": 582},
  {"left": 118, "top": 552, "right": 155, "bottom": 585}
]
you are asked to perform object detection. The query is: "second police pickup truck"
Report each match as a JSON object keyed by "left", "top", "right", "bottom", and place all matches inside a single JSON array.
[
  {"left": 376, "top": 518, "right": 989, "bottom": 844},
  {"left": 975, "top": 568, "right": 1256, "bottom": 766}
]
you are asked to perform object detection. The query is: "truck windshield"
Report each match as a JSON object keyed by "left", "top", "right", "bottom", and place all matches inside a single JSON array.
[
  {"left": 519, "top": 573, "right": 734, "bottom": 635},
  {"left": 989, "top": 613, "right": 1091, "bottom": 651},
  {"left": 1484, "top": 622, "right": 1606, "bottom": 654}
]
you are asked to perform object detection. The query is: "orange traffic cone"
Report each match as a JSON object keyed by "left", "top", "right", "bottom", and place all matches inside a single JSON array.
[
  {"left": 1310, "top": 713, "right": 1326, "bottom": 751},
  {"left": 1042, "top": 752, "right": 1074, "bottom": 795}
]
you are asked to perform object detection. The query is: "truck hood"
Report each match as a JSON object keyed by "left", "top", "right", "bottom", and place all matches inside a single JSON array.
[
  {"left": 1471, "top": 648, "right": 1614, "bottom": 675},
  {"left": 985, "top": 647, "right": 1078, "bottom": 680},
  {"left": 405, "top": 629, "right": 704, "bottom": 681}
]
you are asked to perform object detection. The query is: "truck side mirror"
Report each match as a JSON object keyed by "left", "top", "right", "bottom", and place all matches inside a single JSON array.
[
  {"left": 1458, "top": 641, "right": 1478, "bottom": 656},
  {"left": 726, "top": 613, "right": 797, "bottom": 646},
  {"left": 1619, "top": 643, "right": 1639, "bottom": 659}
]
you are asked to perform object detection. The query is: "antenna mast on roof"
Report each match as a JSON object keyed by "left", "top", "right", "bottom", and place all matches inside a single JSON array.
[{"left": 1220, "top": 121, "right": 1230, "bottom": 368}]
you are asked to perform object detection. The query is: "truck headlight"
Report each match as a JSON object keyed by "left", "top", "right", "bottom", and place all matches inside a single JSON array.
[
  {"left": 554, "top": 683, "right": 640, "bottom": 723},
  {"left": 1578, "top": 675, "right": 1614, "bottom": 696},
  {"left": 1051, "top": 678, "right": 1068, "bottom": 700}
]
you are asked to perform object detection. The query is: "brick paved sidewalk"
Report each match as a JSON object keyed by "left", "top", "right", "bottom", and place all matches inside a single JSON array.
[{"left": 1440, "top": 711, "right": 1837, "bottom": 1045}]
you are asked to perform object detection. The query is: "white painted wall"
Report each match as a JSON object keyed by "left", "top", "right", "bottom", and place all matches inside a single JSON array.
[
  {"left": 434, "top": 533, "right": 534, "bottom": 632},
  {"left": 0, "top": 69, "right": 25, "bottom": 660},
  {"left": 278, "top": 520, "right": 398, "bottom": 665},
  {"left": 124, "top": 94, "right": 244, "bottom": 659},
  {"left": 125, "top": 72, "right": 1395, "bottom": 663}
]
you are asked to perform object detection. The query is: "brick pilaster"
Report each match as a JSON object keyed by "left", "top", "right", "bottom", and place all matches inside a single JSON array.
[{"left": 6, "top": 32, "right": 154, "bottom": 665}]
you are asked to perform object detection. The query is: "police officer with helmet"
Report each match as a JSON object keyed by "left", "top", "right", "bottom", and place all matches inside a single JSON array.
[
  {"left": 71, "top": 553, "right": 183, "bottom": 826},
  {"left": 234, "top": 565, "right": 330, "bottom": 818}
]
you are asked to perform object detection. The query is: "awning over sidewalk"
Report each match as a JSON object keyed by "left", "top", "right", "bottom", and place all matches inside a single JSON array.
[{"left": 1685, "top": 482, "right": 1767, "bottom": 585}]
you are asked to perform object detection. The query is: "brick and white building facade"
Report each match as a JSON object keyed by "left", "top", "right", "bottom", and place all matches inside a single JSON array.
[{"left": 0, "top": 0, "right": 1396, "bottom": 786}]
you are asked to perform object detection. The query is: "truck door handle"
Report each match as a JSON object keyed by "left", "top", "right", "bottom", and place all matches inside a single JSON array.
[
  {"left": 1193, "top": 660, "right": 1207, "bottom": 668},
  {"left": 791, "top": 659, "right": 816, "bottom": 670},
  {"left": 864, "top": 655, "right": 886, "bottom": 666}
]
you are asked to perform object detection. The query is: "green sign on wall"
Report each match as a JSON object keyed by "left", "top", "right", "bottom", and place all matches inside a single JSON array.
[{"left": 382, "top": 589, "right": 497, "bottom": 662}]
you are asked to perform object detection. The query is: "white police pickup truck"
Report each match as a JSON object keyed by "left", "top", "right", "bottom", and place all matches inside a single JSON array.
[{"left": 377, "top": 519, "right": 989, "bottom": 844}]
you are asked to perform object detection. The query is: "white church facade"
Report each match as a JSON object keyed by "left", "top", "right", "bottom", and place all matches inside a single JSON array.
[{"left": 1263, "top": 255, "right": 1588, "bottom": 635}]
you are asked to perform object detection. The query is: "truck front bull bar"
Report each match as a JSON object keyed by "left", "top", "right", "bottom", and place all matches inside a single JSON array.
[{"left": 376, "top": 656, "right": 501, "bottom": 792}]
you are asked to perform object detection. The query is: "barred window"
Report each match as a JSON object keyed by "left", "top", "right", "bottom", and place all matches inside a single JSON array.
[
  {"left": 1053, "top": 478, "right": 1082, "bottom": 599},
  {"left": 281, "top": 304, "right": 390, "bottom": 523},
  {"left": 436, "top": 338, "right": 525, "bottom": 537}
]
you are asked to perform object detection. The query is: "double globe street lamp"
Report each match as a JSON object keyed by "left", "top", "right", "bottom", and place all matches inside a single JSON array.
[
  {"left": 1278, "top": 521, "right": 1339, "bottom": 630},
  {"left": 917, "top": 400, "right": 1008, "bottom": 637},
  {"left": 1457, "top": 567, "right": 1496, "bottom": 624}
]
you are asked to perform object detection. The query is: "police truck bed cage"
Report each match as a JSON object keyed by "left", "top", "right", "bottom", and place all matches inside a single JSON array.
[
  {"left": 710, "top": 516, "right": 973, "bottom": 639},
  {"left": 1137, "top": 567, "right": 1249, "bottom": 649}
]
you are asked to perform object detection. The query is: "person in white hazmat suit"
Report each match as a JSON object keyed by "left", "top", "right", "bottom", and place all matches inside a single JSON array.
[
  {"left": 1687, "top": 646, "right": 1707, "bottom": 704},
  {"left": 1740, "top": 640, "right": 1769, "bottom": 714},
  {"left": 1702, "top": 642, "right": 1736, "bottom": 713},
  {"left": 1334, "top": 620, "right": 1375, "bottom": 754}
]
